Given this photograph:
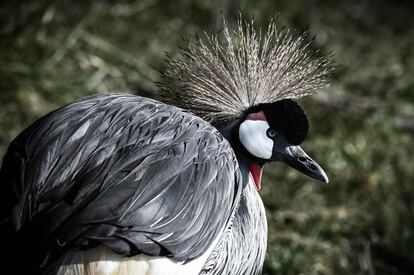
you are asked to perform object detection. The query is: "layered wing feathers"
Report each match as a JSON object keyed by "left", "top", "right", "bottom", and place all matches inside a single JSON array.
[{"left": 0, "top": 94, "right": 240, "bottom": 271}]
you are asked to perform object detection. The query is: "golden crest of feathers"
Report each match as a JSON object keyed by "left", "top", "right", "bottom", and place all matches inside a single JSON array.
[{"left": 159, "top": 18, "right": 334, "bottom": 125}]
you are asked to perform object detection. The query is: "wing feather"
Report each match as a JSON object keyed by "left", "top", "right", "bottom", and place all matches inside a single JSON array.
[{"left": 0, "top": 94, "right": 241, "bottom": 273}]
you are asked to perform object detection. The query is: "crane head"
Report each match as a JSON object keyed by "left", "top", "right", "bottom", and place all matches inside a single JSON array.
[{"left": 237, "top": 99, "right": 328, "bottom": 189}]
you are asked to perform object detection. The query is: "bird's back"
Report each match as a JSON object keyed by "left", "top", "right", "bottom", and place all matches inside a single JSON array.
[{"left": 0, "top": 94, "right": 241, "bottom": 274}]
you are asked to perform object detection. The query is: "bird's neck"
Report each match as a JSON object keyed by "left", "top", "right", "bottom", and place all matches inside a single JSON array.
[
  {"left": 216, "top": 119, "right": 238, "bottom": 142},
  {"left": 217, "top": 120, "right": 258, "bottom": 188},
  {"left": 216, "top": 119, "right": 245, "bottom": 162}
]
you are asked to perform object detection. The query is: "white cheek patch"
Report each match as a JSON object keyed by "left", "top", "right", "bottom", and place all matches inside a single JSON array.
[{"left": 239, "top": 120, "right": 273, "bottom": 159}]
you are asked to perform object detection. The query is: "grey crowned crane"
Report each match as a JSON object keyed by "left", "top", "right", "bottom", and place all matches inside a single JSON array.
[{"left": 0, "top": 19, "right": 333, "bottom": 275}]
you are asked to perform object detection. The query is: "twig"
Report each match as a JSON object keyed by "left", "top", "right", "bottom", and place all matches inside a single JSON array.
[
  {"left": 270, "top": 230, "right": 341, "bottom": 253},
  {"left": 43, "top": 13, "right": 90, "bottom": 69},
  {"left": 81, "top": 31, "right": 158, "bottom": 82}
]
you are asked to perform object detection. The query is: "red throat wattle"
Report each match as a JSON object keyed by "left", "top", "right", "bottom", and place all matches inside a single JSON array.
[{"left": 248, "top": 163, "right": 263, "bottom": 190}]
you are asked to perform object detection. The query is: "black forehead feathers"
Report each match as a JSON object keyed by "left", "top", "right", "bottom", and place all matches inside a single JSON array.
[{"left": 248, "top": 99, "right": 309, "bottom": 145}]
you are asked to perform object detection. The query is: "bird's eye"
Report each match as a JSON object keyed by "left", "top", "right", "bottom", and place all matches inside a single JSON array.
[{"left": 266, "top": 128, "right": 277, "bottom": 139}]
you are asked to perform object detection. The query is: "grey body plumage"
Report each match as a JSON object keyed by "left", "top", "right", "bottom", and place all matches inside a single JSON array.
[
  {"left": 0, "top": 18, "right": 332, "bottom": 275},
  {"left": 200, "top": 180, "right": 267, "bottom": 275},
  {"left": 0, "top": 94, "right": 242, "bottom": 273}
]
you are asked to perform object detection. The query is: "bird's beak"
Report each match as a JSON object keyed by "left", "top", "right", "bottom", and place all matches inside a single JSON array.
[{"left": 274, "top": 145, "right": 329, "bottom": 183}]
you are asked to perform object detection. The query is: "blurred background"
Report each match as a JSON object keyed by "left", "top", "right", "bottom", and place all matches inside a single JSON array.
[{"left": 1, "top": 0, "right": 413, "bottom": 274}]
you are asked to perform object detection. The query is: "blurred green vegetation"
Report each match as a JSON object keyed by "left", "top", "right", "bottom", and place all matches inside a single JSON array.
[{"left": 1, "top": 0, "right": 414, "bottom": 274}]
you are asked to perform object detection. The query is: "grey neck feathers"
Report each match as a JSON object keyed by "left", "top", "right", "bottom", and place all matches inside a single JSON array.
[{"left": 200, "top": 179, "right": 268, "bottom": 275}]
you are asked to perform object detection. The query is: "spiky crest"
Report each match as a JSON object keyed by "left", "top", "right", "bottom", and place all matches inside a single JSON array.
[{"left": 159, "top": 18, "right": 333, "bottom": 126}]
